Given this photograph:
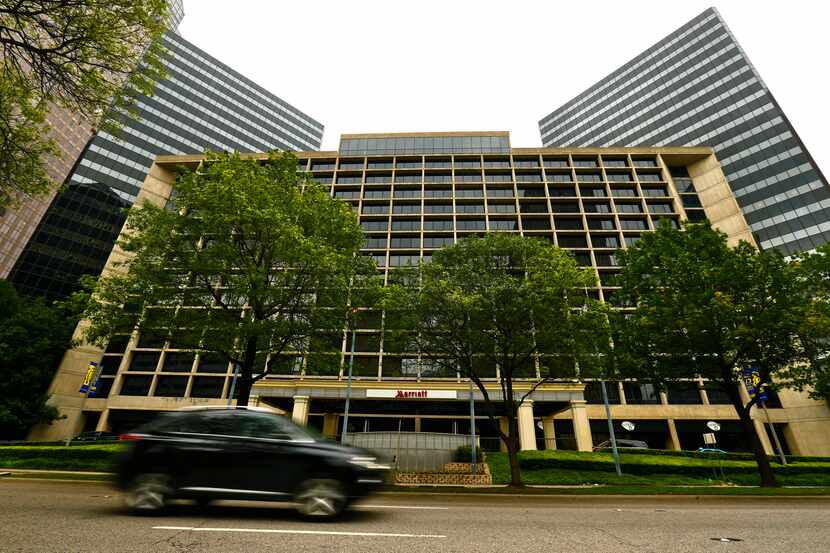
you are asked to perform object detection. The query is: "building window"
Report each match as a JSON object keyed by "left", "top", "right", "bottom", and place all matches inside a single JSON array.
[
  {"left": 162, "top": 352, "right": 194, "bottom": 372},
  {"left": 100, "top": 356, "right": 123, "bottom": 375},
  {"left": 128, "top": 352, "right": 160, "bottom": 372},
  {"left": 667, "top": 382, "right": 703, "bottom": 404},
  {"left": 557, "top": 234, "right": 588, "bottom": 248},
  {"left": 154, "top": 375, "right": 188, "bottom": 397},
  {"left": 104, "top": 335, "right": 130, "bottom": 354},
  {"left": 424, "top": 219, "right": 453, "bottom": 231},
  {"left": 119, "top": 375, "right": 153, "bottom": 396},
  {"left": 190, "top": 376, "right": 225, "bottom": 398},
  {"left": 584, "top": 381, "right": 619, "bottom": 404},
  {"left": 197, "top": 353, "right": 229, "bottom": 373},
  {"left": 623, "top": 382, "right": 660, "bottom": 404}
]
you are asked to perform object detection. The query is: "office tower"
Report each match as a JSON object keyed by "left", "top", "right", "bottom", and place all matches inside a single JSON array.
[
  {"left": 539, "top": 7, "right": 829, "bottom": 254},
  {"left": 7, "top": 30, "right": 323, "bottom": 300}
]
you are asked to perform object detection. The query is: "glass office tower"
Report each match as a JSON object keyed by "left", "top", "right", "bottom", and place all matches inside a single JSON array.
[
  {"left": 8, "top": 30, "right": 323, "bottom": 300},
  {"left": 539, "top": 7, "right": 829, "bottom": 255}
]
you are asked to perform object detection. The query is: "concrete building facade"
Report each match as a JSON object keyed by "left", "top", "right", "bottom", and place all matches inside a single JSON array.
[
  {"left": 539, "top": 7, "right": 830, "bottom": 256},
  {"left": 30, "top": 132, "right": 830, "bottom": 457}
]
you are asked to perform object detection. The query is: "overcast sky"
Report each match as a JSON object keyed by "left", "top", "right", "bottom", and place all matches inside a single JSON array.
[{"left": 179, "top": 1, "right": 829, "bottom": 172}]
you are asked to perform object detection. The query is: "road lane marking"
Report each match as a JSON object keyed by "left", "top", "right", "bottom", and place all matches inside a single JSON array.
[
  {"left": 153, "top": 526, "right": 446, "bottom": 538},
  {"left": 357, "top": 504, "right": 450, "bottom": 510}
]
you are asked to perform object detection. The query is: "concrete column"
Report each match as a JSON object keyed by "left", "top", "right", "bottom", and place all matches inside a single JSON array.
[
  {"left": 414, "top": 417, "right": 422, "bottom": 433},
  {"left": 738, "top": 383, "right": 774, "bottom": 455},
  {"left": 94, "top": 409, "right": 111, "bottom": 433},
  {"left": 570, "top": 400, "right": 593, "bottom": 452},
  {"left": 291, "top": 395, "right": 310, "bottom": 426},
  {"left": 542, "top": 415, "right": 556, "bottom": 450},
  {"left": 322, "top": 413, "right": 339, "bottom": 438},
  {"left": 753, "top": 419, "right": 774, "bottom": 455},
  {"left": 666, "top": 418, "right": 681, "bottom": 451},
  {"left": 518, "top": 400, "right": 537, "bottom": 451},
  {"left": 499, "top": 416, "right": 509, "bottom": 452}
]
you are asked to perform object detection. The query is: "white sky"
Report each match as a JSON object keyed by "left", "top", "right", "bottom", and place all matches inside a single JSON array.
[{"left": 179, "top": 1, "right": 829, "bottom": 173}]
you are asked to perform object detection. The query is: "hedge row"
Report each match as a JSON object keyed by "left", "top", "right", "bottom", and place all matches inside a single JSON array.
[
  {"left": 0, "top": 445, "right": 124, "bottom": 471},
  {"left": 633, "top": 448, "right": 830, "bottom": 463},
  {"left": 518, "top": 455, "right": 830, "bottom": 478}
]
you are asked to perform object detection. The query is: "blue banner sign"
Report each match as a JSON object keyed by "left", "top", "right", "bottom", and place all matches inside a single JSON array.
[
  {"left": 742, "top": 365, "right": 768, "bottom": 402},
  {"left": 79, "top": 361, "right": 98, "bottom": 394}
]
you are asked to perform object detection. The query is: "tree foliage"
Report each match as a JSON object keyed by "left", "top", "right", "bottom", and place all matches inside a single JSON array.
[
  {"left": 383, "top": 233, "right": 609, "bottom": 486},
  {"left": 0, "top": 280, "right": 82, "bottom": 439},
  {"left": 786, "top": 243, "right": 830, "bottom": 401},
  {"left": 82, "top": 151, "right": 377, "bottom": 406},
  {"left": 0, "top": 76, "right": 56, "bottom": 208},
  {"left": 0, "top": 0, "right": 169, "bottom": 205},
  {"left": 612, "top": 221, "right": 810, "bottom": 487}
]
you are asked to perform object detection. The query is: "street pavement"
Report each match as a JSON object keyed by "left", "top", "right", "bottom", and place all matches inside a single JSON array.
[{"left": 1, "top": 479, "right": 828, "bottom": 552}]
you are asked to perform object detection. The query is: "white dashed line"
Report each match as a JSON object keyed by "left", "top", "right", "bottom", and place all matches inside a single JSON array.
[
  {"left": 152, "top": 526, "right": 447, "bottom": 538},
  {"left": 358, "top": 504, "right": 450, "bottom": 510}
]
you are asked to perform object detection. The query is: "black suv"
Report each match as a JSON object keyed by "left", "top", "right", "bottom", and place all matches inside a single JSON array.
[{"left": 114, "top": 407, "right": 389, "bottom": 519}]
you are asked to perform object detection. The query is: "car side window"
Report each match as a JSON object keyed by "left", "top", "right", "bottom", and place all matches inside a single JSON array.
[
  {"left": 199, "top": 412, "right": 240, "bottom": 436},
  {"left": 237, "top": 412, "right": 302, "bottom": 441}
]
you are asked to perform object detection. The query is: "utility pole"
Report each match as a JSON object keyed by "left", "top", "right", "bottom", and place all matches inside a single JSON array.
[
  {"left": 600, "top": 380, "right": 622, "bottom": 476},
  {"left": 340, "top": 327, "right": 357, "bottom": 445},
  {"left": 469, "top": 378, "right": 477, "bottom": 475}
]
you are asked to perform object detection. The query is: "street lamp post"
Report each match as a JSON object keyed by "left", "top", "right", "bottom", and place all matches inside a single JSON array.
[
  {"left": 600, "top": 380, "right": 622, "bottom": 476},
  {"left": 340, "top": 328, "right": 357, "bottom": 445},
  {"left": 469, "top": 378, "right": 477, "bottom": 475}
]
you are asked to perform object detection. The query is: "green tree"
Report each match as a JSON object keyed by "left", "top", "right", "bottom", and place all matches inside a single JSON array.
[
  {"left": 613, "top": 221, "right": 809, "bottom": 487},
  {"left": 0, "top": 0, "right": 169, "bottom": 206},
  {"left": 82, "top": 151, "right": 377, "bottom": 406},
  {"left": 785, "top": 243, "right": 830, "bottom": 402},
  {"left": 0, "top": 76, "right": 56, "bottom": 208},
  {"left": 383, "top": 233, "right": 608, "bottom": 487},
  {"left": 0, "top": 280, "right": 82, "bottom": 439}
]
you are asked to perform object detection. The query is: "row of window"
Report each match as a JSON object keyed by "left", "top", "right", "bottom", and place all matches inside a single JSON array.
[
  {"left": 322, "top": 172, "right": 665, "bottom": 184},
  {"left": 359, "top": 216, "right": 680, "bottom": 232},
  {"left": 303, "top": 156, "right": 660, "bottom": 171},
  {"left": 583, "top": 381, "right": 782, "bottom": 407},
  {"left": 355, "top": 201, "right": 677, "bottom": 215},
  {"left": 334, "top": 184, "right": 673, "bottom": 199},
  {"left": 361, "top": 233, "right": 635, "bottom": 250}
]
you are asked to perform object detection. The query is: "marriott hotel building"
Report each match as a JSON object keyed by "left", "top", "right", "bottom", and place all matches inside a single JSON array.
[{"left": 31, "top": 132, "right": 830, "bottom": 456}]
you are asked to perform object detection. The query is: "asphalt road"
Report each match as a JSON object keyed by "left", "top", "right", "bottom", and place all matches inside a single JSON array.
[{"left": 1, "top": 479, "right": 829, "bottom": 553}]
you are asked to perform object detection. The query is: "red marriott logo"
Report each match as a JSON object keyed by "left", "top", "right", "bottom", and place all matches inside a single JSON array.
[{"left": 395, "top": 390, "right": 428, "bottom": 399}]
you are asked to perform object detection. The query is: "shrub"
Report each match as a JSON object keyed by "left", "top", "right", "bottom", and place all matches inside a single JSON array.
[{"left": 454, "top": 445, "right": 484, "bottom": 463}]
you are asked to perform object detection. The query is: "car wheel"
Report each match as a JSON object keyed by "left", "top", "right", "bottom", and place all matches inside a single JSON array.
[
  {"left": 124, "top": 473, "right": 171, "bottom": 514},
  {"left": 295, "top": 478, "right": 346, "bottom": 520}
]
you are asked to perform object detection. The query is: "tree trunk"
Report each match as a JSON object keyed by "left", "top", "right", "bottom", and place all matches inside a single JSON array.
[
  {"left": 507, "top": 415, "right": 523, "bottom": 487},
  {"left": 737, "top": 406, "right": 778, "bottom": 487},
  {"left": 722, "top": 372, "right": 778, "bottom": 487},
  {"left": 234, "top": 338, "right": 258, "bottom": 407}
]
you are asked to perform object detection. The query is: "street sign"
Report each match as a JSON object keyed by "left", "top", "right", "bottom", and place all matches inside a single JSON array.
[
  {"left": 621, "top": 421, "right": 636, "bottom": 431},
  {"left": 79, "top": 361, "right": 98, "bottom": 394},
  {"left": 706, "top": 421, "right": 721, "bottom": 432},
  {"left": 366, "top": 389, "right": 457, "bottom": 399},
  {"left": 742, "top": 366, "right": 768, "bottom": 402}
]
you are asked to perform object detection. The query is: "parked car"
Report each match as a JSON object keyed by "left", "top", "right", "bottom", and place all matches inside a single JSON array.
[
  {"left": 592, "top": 439, "right": 649, "bottom": 451},
  {"left": 113, "top": 406, "right": 390, "bottom": 519},
  {"left": 71, "top": 431, "right": 120, "bottom": 443}
]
